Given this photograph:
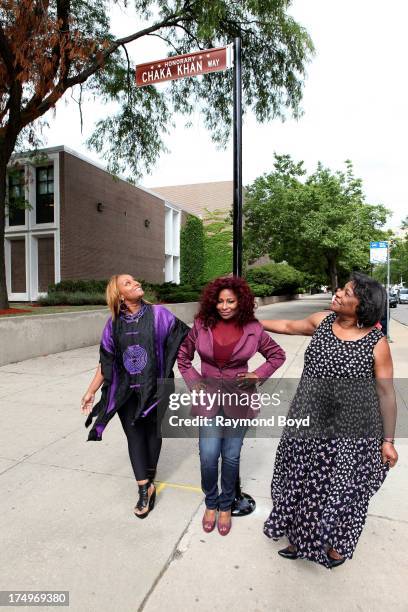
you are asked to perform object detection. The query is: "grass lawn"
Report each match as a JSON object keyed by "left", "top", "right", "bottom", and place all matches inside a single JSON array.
[{"left": 3, "top": 304, "right": 108, "bottom": 317}]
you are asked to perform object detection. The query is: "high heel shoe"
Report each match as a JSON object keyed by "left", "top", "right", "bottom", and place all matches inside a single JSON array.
[
  {"left": 202, "top": 509, "right": 216, "bottom": 533},
  {"left": 134, "top": 483, "right": 156, "bottom": 519},
  {"left": 278, "top": 546, "right": 297, "bottom": 559},
  {"left": 217, "top": 512, "right": 232, "bottom": 536}
]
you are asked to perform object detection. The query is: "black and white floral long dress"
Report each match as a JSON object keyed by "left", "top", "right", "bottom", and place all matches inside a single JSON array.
[{"left": 263, "top": 312, "right": 389, "bottom": 568}]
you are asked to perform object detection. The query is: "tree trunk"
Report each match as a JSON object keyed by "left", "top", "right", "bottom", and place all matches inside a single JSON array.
[
  {"left": 0, "top": 149, "right": 9, "bottom": 310},
  {"left": 0, "top": 133, "right": 19, "bottom": 309},
  {"left": 327, "top": 255, "right": 338, "bottom": 293}
]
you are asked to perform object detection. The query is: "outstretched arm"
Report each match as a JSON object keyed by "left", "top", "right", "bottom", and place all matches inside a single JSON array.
[
  {"left": 374, "top": 337, "right": 398, "bottom": 468},
  {"left": 259, "top": 311, "right": 328, "bottom": 336}
]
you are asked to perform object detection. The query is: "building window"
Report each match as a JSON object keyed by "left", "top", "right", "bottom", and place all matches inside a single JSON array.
[
  {"left": 10, "top": 238, "right": 26, "bottom": 293},
  {"left": 36, "top": 165, "right": 54, "bottom": 224},
  {"left": 8, "top": 169, "right": 25, "bottom": 226},
  {"left": 37, "top": 236, "right": 55, "bottom": 292}
]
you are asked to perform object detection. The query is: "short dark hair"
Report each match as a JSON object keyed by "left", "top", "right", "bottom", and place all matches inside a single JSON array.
[{"left": 350, "top": 272, "right": 386, "bottom": 327}]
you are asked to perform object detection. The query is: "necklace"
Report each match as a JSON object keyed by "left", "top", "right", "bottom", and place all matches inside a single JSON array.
[{"left": 120, "top": 302, "right": 147, "bottom": 323}]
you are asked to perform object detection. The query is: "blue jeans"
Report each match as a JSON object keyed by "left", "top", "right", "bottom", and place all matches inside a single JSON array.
[{"left": 199, "top": 418, "right": 247, "bottom": 511}]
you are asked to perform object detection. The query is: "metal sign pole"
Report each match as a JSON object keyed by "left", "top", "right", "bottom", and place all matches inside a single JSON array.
[
  {"left": 231, "top": 37, "right": 256, "bottom": 517},
  {"left": 232, "top": 37, "right": 243, "bottom": 277}
]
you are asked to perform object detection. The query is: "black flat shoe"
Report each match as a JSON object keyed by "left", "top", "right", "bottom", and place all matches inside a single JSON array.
[
  {"left": 134, "top": 483, "right": 155, "bottom": 519},
  {"left": 327, "top": 555, "right": 345, "bottom": 569},
  {"left": 278, "top": 546, "right": 297, "bottom": 560}
]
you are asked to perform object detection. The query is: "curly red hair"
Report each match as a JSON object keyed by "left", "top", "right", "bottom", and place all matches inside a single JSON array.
[{"left": 196, "top": 276, "right": 256, "bottom": 328}]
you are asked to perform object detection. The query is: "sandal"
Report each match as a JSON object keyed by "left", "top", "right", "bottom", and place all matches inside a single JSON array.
[{"left": 134, "top": 483, "right": 156, "bottom": 519}]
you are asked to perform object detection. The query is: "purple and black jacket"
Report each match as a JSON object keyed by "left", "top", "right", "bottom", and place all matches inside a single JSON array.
[{"left": 85, "top": 303, "right": 189, "bottom": 441}]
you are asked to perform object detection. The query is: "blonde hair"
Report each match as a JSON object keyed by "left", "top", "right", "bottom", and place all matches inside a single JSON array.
[
  {"left": 106, "top": 275, "right": 122, "bottom": 320},
  {"left": 106, "top": 274, "right": 151, "bottom": 319}
]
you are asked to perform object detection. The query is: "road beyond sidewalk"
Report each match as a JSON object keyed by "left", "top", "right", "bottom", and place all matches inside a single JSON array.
[{"left": 0, "top": 297, "right": 407, "bottom": 612}]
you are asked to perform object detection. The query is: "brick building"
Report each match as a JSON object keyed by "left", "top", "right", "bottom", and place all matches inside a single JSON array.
[{"left": 5, "top": 146, "right": 185, "bottom": 301}]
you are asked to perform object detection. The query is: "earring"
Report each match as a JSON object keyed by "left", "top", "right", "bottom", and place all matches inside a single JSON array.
[{"left": 357, "top": 321, "right": 363, "bottom": 329}]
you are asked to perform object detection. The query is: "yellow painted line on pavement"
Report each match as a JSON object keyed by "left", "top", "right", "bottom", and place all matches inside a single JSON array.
[
  {"left": 155, "top": 481, "right": 202, "bottom": 494},
  {"left": 155, "top": 482, "right": 166, "bottom": 495}
]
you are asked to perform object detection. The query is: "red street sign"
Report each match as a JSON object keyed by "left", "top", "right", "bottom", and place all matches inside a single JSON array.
[{"left": 136, "top": 46, "right": 232, "bottom": 87}]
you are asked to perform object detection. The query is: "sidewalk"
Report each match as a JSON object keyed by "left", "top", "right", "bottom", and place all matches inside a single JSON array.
[{"left": 0, "top": 315, "right": 407, "bottom": 612}]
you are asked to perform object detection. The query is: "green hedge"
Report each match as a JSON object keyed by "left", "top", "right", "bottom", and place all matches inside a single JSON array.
[
  {"left": 48, "top": 279, "right": 108, "bottom": 294},
  {"left": 247, "top": 283, "right": 272, "bottom": 297},
  {"left": 180, "top": 215, "right": 204, "bottom": 284},
  {"left": 154, "top": 282, "right": 202, "bottom": 303},
  {"left": 203, "top": 210, "right": 233, "bottom": 281},
  {"left": 246, "top": 263, "right": 303, "bottom": 295},
  {"left": 39, "top": 292, "right": 107, "bottom": 306}
]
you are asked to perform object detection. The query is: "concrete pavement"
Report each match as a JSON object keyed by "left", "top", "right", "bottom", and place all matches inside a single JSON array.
[{"left": 0, "top": 296, "right": 407, "bottom": 612}]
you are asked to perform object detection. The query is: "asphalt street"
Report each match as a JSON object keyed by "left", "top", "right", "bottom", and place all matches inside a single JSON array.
[
  {"left": 257, "top": 294, "right": 331, "bottom": 320},
  {"left": 391, "top": 303, "right": 408, "bottom": 327}
]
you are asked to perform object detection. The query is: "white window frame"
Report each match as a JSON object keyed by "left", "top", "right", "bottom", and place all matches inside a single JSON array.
[
  {"left": 28, "top": 153, "right": 60, "bottom": 232},
  {"left": 5, "top": 165, "right": 29, "bottom": 233},
  {"left": 29, "top": 231, "right": 60, "bottom": 300},
  {"left": 164, "top": 203, "right": 181, "bottom": 283}
]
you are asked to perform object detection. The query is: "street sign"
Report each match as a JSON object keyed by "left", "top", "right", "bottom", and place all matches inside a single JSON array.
[
  {"left": 370, "top": 241, "right": 388, "bottom": 264},
  {"left": 135, "top": 46, "right": 232, "bottom": 87}
]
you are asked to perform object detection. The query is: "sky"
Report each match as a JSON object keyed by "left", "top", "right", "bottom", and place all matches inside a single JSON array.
[{"left": 43, "top": 0, "right": 408, "bottom": 229}]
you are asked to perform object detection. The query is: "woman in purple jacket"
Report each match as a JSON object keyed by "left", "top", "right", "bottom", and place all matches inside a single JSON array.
[
  {"left": 177, "top": 277, "right": 285, "bottom": 536},
  {"left": 81, "top": 274, "right": 189, "bottom": 519}
]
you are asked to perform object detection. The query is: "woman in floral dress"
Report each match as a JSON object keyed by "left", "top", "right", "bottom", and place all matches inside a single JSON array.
[{"left": 261, "top": 273, "right": 398, "bottom": 568}]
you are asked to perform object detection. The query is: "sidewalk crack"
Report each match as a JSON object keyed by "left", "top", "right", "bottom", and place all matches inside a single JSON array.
[
  {"left": 368, "top": 512, "right": 408, "bottom": 525},
  {"left": 0, "top": 427, "right": 82, "bottom": 477},
  {"left": 138, "top": 500, "right": 203, "bottom": 612}
]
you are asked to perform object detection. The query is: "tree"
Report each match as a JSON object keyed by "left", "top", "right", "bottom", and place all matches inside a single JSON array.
[
  {"left": 0, "top": 0, "right": 314, "bottom": 307},
  {"left": 372, "top": 237, "right": 408, "bottom": 285},
  {"left": 244, "top": 154, "right": 389, "bottom": 290}
]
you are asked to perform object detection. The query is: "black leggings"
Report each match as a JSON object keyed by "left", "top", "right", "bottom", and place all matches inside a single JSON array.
[{"left": 117, "top": 395, "right": 162, "bottom": 482}]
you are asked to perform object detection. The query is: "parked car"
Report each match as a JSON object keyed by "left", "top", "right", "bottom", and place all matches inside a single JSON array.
[
  {"left": 389, "top": 292, "right": 398, "bottom": 308},
  {"left": 399, "top": 288, "right": 408, "bottom": 304}
]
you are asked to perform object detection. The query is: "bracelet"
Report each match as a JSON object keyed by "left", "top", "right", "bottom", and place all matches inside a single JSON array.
[{"left": 382, "top": 438, "right": 395, "bottom": 445}]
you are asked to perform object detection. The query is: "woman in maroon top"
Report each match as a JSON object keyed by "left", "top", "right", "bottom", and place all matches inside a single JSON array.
[{"left": 178, "top": 277, "right": 285, "bottom": 536}]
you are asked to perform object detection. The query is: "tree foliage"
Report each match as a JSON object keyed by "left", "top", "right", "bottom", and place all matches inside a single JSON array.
[
  {"left": 244, "top": 154, "right": 389, "bottom": 289},
  {"left": 0, "top": 0, "right": 314, "bottom": 172},
  {"left": 0, "top": 0, "right": 314, "bottom": 307},
  {"left": 246, "top": 261, "right": 303, "bottom": 294},
  {"left": 372, "top": 236, "right": 408, "bottom": 285}
]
